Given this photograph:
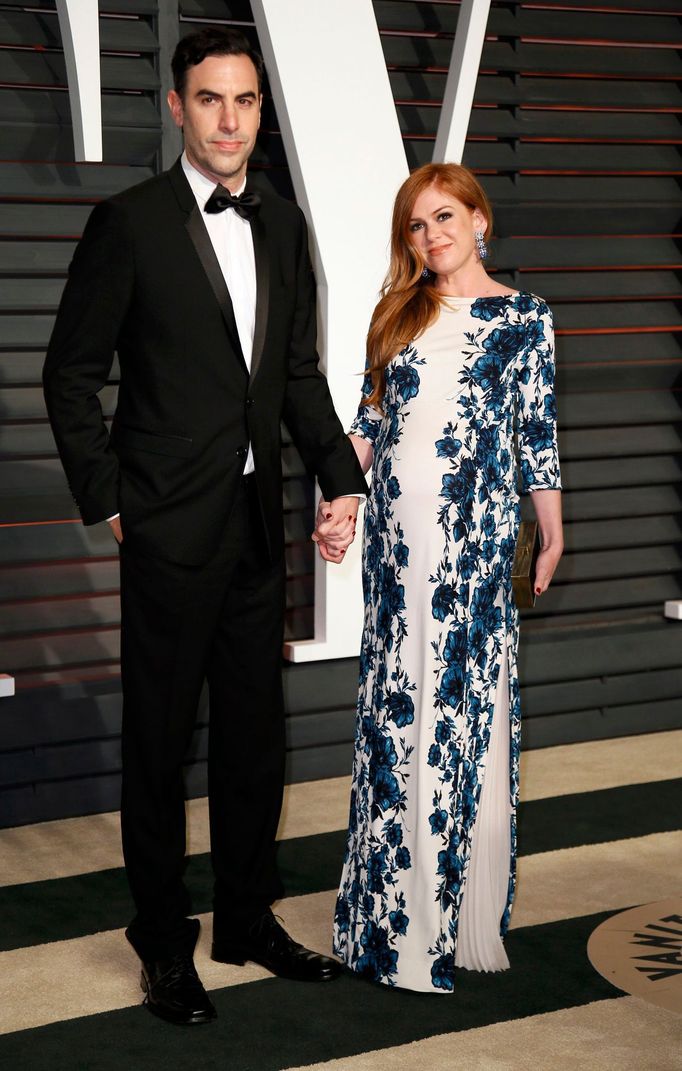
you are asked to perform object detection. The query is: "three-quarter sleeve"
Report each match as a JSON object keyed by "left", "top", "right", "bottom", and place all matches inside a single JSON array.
[
  {"left": 349, "top": 371, "right": 384, "bottom": 446},
  {"left": 516, "top": 299, "right": 562, "bottom": 492}
]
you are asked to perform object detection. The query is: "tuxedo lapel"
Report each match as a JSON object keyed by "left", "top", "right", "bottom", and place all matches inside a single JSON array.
[
  {"left": 184, "top": 206, "right": 248, "bottom": 376},
  {"left": 167, "top": 161, "right": 271, "bottom": 383},
  {"left": 249, "top": 210, "right": 270, "bottom": 385}
]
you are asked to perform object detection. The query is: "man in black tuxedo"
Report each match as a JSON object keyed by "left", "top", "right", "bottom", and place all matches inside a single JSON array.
[{"left": 43, "top": 28, "right": 366, "bottom": 1025}]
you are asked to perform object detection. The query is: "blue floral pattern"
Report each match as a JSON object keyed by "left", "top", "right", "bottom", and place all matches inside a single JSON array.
[{"left": 333, "top": 293, "right": 561, "bottom": 992}]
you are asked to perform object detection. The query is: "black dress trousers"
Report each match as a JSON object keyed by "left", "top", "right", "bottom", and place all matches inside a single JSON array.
[{"left": 119, "top": 476, "right": 287, "bottom": 960}]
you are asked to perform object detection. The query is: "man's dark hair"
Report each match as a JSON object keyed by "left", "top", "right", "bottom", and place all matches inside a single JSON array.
[{"left": 172, "top": 27, "right": 264, "bottom": 98}]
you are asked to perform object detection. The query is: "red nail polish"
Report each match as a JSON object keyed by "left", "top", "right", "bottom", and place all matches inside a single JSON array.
[
  {"left": 535, "top": 587, "right": 541, "bottom": 595},
  {"left": 325, "top": 513, "right": 332, "bottom": 520}
]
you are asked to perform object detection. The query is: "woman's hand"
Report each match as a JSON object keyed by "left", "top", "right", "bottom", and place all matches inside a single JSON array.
[
  {"left": 534, "top": 542, "right": 563, "bottom": 596},
  {"left": 530, "top": 488, "right": 563, "bottom": 597},
  {"left": 312, "top": 496, "right": 358, "bottom": 563}
]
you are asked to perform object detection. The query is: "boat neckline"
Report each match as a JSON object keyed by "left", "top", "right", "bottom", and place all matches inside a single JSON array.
[{"left": 440, "top": 291, "right": 530, "bottom": 304}]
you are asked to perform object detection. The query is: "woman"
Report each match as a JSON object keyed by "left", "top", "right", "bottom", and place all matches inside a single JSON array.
[{"left": 321, "top": 163, "right": 562, "bottom": 993}]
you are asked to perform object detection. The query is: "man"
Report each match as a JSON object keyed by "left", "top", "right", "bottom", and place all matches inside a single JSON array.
[{"left": 43, "top": 28, "right": 365, "bottom": 1025}]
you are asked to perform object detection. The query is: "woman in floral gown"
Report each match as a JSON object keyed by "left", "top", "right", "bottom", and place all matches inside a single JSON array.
[{"left": 327, "top": 164, "right": 563, "bottom": 993}]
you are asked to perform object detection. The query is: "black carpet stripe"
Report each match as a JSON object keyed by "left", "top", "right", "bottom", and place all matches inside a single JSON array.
[
  {"left": 0, "top": 910, "right": 621, "bottom": 1070},
  {"left": 2, "top": 778, "right": 680, "bottom": 953}
]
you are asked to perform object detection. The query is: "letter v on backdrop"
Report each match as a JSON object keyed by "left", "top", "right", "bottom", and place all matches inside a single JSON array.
[
  {"left": 252, "top": 0, "right": 491, "bottom": 661},
  {"left": 55, "top": 0, "right": 491, "bottom": 662}
]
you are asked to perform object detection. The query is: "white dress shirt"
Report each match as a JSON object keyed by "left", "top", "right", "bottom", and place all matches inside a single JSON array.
[{"left": 181, "top": 151, "right": 256, "bottom": 475}]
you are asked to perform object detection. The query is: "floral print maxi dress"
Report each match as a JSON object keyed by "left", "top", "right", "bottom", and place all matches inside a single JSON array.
[{"left": 333, "top": 292, "right": 561, "bottom": 993}]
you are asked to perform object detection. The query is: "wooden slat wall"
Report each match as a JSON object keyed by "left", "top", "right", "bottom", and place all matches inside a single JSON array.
[{"left": 1, "top": 0, "right": 680, "bottom": 827}]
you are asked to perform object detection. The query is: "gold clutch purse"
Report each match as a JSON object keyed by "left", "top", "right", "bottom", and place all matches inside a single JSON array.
[{"left": 512, "top": 520, "right": 540, "bottom": 609}]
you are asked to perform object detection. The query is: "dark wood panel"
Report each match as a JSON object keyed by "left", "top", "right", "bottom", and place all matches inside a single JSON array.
[
  {"left": 555, "top": 333, "right": 682, "bottom": 364},
  {"left": 0, "top": 125, "right": 160, "bottom": 168},
  {"left": 564, "top": 515, "right": 682, "bottom": 552},
  {"left": 523, "top": 663, "right": 682, "bottom": 718},
  {"left": 0, "top": 520, "right": 114, "bottom": 563},
  {"left": 0, "top": 421, "right": 62, "bottom": 455},
  {"left": 557, "top": 363, "right": 682, "bottom": 394},
  {"left": 560, "top": 454, "right": 682, "bottom": 490},
  {"left": 0, "top": 279, "right": 66, "bottom": 310},
  {"left": 558, "top": 391, "right": 682, "bottom": 428},
  {"left": 0, "top": 88, "right": 159, "bottom": 128},
  {"left": 1, "top": 627, "right": 121, "bottom": 671},
  {"left": 0, "top": 385, "right": 117, "bottom": 421},
  {"left": 0, "top": 243, "right": 74, "bottom": 275},
  {"left": 0, "top": 0, "right": 159, "bottom": 11},
  {"left": 481, "top": 174, "right": 682, "bottom": 203},
  {"left": 434, "top": 139, "right": 682, "bottom": 174},
  {"left": 510, "top": 272, "right": 682, "bottom": 304},
  {"left": 401, "top": 103, "right": 682, "bottom": 142},
  {"left": 561, "top": 483, "right": 682, "bottom": 520},
  {"left": 0, "top": 49, "right": 159, "bottom": 92},
  {"left": 522, "top": 696, "right": 682, "bottom": 750},
  {"left": 520, "top": 619, "right": 681, "bottom": 684},
  {"left": 0, "top": 204, "right": 92, "bottom": 238},
  {"left": 0, "top": 353, "right": 49, "bottom": 384},
  {"left": 554, "top": 545, "right": 682, "bottom": 582},
  {"left": 538, "top": 573, "right": 682, "bottom": 614},
  {"left": 381, "top": 37, "right": 682, "bottom": 78},
  {"left": 390, "top": 71, "right": 682, "bottom": 110},
  {"left": 0, "top": 11, "right": 159, "bottom": 52},
  {"left": 559, "top": 424, "right": 682, "bottom": 459},
  {"left": 179, "top": 0, "right": 253, "bottom": 18},
  {"left": 0, "top": 162, "right": 154, "bottom": 201},
  {"left": 495, "top": 204, "right": 682, "bottom": 235},
  {"left": 375, "top": 1, "right": 682, "bottom": 44},
  {"left": 0, "top": 559, "right": 120, "bottom": 601},
  {"left": 494, "top": 237, "right": 682, "bottom": 271}
]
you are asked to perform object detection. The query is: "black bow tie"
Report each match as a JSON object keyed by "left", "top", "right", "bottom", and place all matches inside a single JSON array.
[{"left": 204, "top": 185, "right": 261, "bottom": 221}]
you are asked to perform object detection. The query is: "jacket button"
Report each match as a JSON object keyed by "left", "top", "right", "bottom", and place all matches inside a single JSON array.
[
  {"left": 236, "top": 446, "right": 246, "bottom": 458},
  {"left": 246, "top": 397, "right": 254, "bottom": 408}
]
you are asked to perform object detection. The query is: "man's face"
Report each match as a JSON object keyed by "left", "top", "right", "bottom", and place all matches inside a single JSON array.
[{"left": 167, "top": 53, "right": 261, "bottom": 190}]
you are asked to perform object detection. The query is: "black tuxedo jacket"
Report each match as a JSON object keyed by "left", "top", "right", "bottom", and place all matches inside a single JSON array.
[{"left": 43, "top": 159, "right": 367, "bottom": 566}]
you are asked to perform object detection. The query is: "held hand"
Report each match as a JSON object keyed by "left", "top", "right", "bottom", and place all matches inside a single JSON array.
[
  {"left": 312, "top": 496, "right": 359, "bottom": 564},
  {"left": 533, "top": 542, "right": 562, "bottom": 597},
  {"left": 108, "top": 516, "right": 123, "bottom": 544}
]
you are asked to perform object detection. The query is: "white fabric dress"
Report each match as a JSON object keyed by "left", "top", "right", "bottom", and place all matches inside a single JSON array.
[{"left": 333, "top": 293, "right": 561, "bottom": 992}]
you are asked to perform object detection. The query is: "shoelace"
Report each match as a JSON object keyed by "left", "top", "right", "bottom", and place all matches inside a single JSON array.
[{"left": 152, "top": 953, "right": 201, "bottom": 990}]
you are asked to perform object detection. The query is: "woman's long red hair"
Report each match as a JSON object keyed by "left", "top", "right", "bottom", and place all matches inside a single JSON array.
[{"left": 364, "top": 163, "right": 493, "bottom": 409}]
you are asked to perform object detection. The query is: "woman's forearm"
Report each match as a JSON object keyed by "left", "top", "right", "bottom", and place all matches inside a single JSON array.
[
  {"left": 349, "top": 433, "right": 374, "bottom": 475},
  {"left": 530, "top": 488, "right": 563, "bottom": 549}
]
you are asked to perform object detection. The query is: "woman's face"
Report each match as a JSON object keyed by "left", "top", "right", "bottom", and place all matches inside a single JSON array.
[{"left": 408, "top": 184, "right": 485, "bottom": 278}]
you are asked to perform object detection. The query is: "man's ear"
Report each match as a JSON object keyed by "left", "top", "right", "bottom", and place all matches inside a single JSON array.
[{"left": 167, "top": 89, "right": 184, "bottom": 129}]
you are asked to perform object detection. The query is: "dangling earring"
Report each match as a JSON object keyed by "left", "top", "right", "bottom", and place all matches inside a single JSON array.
[
  {"left": 475, "top": 230, "right": 488, "bottom": 261},
  {"left": 421, "top": 267, "right": 430, "bottom": 279}
]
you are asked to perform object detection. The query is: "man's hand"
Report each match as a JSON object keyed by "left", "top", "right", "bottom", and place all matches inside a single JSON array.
[
  {"left": 108, "top": 516, "right": 123, "bottom": 544},
  {"left": 312, "top": 496, "right": 359, "bottom": 563}
]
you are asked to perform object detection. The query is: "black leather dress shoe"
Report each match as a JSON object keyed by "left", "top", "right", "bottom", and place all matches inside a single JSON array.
[
  {"left": 211, "top": 911, "right": 342, "bottom": 982},
  {"left": 139, "top": 952, "right": 217, "bottom": 1025}
]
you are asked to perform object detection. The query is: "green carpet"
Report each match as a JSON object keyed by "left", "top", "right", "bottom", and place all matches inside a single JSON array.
[
  {"left": 3, "top": 778, "right": 680, "bottom": 953},
  {"left": 0, "top": 913, "right": 617, "bottom": 1071}
]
